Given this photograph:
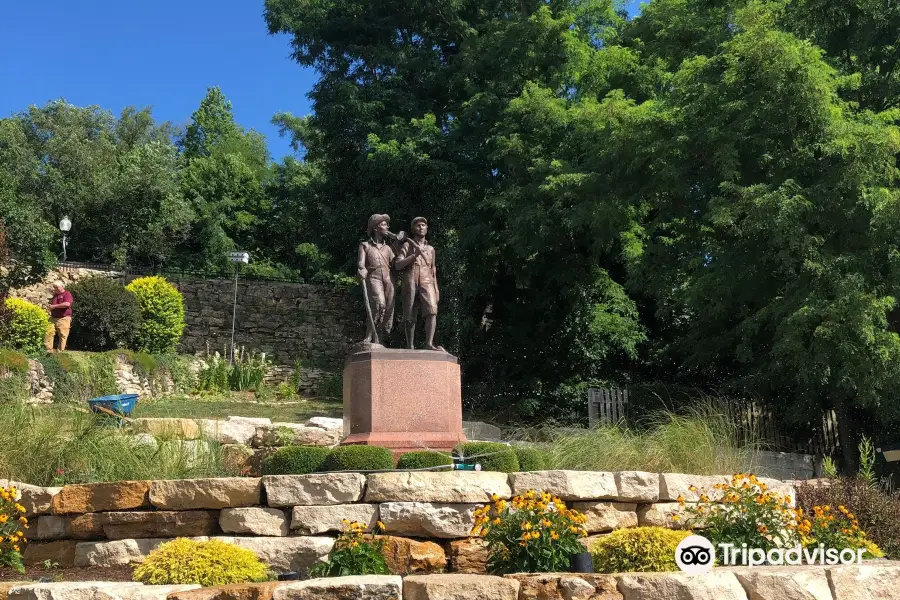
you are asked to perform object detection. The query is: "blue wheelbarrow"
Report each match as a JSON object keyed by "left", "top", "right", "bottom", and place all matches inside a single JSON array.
[{"left": 88, "top": 394, "right": 138, "bottom": 427}]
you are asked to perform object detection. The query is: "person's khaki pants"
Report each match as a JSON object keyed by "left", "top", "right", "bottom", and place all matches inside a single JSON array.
[{"left": 44, "top": 316, "right": 72, "bottom": 352}]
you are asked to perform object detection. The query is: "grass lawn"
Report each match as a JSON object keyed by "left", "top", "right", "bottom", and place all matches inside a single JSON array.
[{"left": 132, "top": 392, "right": 343, "bottom": 422}]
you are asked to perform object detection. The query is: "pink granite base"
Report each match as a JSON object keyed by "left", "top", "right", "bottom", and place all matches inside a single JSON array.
[{"left": 341, "top": 349, "right": 466, "bottom": 457}]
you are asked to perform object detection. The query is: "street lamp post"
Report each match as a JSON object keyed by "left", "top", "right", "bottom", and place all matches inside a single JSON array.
[
  {"left": 59, "top": 216, "right": 72, "bottom": 262},
  {"left": 227, "top": 252, "right": 250, "bottom": 364}
]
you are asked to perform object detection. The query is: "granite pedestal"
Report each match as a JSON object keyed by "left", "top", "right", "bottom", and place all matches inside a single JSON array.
[{"left": 341, "top": 348, "right": 466, "bottom": 457}]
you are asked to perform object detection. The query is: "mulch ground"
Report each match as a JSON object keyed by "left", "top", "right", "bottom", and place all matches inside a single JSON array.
[{"left": 0, "top": 565, "right": 134, "bottom": 583}]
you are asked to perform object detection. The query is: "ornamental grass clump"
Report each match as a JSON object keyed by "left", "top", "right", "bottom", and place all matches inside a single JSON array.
[
  {"left": 308, "top": 520, "right": 389, "bottom": 577},
  {"left": 473, "top": 490, "right": 588, "bottom": 574},
  {"left": 0, "top": 484, "right": 29, "bottom": 574}
]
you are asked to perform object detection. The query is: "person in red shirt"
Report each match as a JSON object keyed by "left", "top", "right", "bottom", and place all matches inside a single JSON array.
[{"left": 44, "top": 280, "right": 73, "bottom": 352}]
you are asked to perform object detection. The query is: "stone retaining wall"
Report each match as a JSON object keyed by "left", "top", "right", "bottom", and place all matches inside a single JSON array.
[
  {"left": 3, "top": 564, "right": 900, "bottom": 600},
  {"left": 26, "top": 355, "right": 183, "bottom": 404},
  {"left": 7, "top": 471, "right": 796, "bottom": 577}
]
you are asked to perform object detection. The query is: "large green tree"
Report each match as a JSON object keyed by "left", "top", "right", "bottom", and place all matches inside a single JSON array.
[{"left": 265, "top": 0, "right": 645, "bottom": 417}]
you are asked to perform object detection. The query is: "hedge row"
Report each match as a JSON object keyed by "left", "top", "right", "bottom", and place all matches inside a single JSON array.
[{"left": 261, "top": 442, "right": 549, "bottom": 475}]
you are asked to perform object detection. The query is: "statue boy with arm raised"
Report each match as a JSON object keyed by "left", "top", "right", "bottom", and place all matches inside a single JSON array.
[
  {"left": 357, "top": 214, "right": 396, "bottom": 346},
  {"left": 394, "top": 217, "right": 443, "bottom": 351}
]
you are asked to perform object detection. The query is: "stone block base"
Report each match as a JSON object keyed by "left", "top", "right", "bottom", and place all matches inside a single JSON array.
[{"left": 342, "top": 349, "right": 466, "bottom": 456}]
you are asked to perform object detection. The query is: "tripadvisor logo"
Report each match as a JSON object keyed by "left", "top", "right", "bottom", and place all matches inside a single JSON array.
[{"left": 675, "top": 535, "right": 865, "bottom": 574}]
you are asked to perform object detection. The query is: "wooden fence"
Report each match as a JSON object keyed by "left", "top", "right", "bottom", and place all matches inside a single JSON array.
[
  {"left": 587, "top": 387, "right": 840, "bottom": 456},
  {"left": 587, "top": 387, "right": 629, "bottom": 427}
]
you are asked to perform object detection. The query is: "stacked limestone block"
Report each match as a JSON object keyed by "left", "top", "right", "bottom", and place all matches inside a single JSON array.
[
  {"left": 14, "top": 470, "right": 796, "bottom": 579},
  {"left": 4, "top": 566, "right": 900, "bottom": 600}
]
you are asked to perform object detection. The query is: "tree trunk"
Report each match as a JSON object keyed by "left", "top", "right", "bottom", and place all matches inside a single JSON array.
[{"left": 834, "top": 395, "right": 859, "bottom": 474}]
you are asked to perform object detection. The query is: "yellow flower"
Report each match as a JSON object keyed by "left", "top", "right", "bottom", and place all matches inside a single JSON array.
[
  {"left": 757, "top": 525, "right": 769, "bottom": 534},
  {"left": 551, "top": 531, "right": 560, "bottom": 540},
  {"left": 377, "top": 521, "right": 386, "bottom": 531},
  {"left": 522, "top": 522, "right": 532, "bottom": 531},
  {"left": 491, "top": 494, "right": 500, "bottom": 502},
  {"left": 672, "top": 515, "right": 680, "bottom": 522},
  {"left": 676, "top": 495, "right": 686, "bottom": 505},
  {"left": 13, "top": 545, "right": 19, "bottom": 552},
  {"left": 14, "top": 504, "right": 25, "bottom": 513},
  {"left": 492, "top": 518, "right": 501, "bottom": 525}
]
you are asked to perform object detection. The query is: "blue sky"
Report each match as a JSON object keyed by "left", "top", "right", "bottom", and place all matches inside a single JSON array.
[{"left": 1, "top": 1, "right": 644, "bottom": 161}]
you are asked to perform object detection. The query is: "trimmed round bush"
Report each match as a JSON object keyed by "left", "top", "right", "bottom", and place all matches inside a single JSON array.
[
  {"left": 262, "top": 446, "right": 331, "bottom": 475},
  {"left": 396, "top": 450, "right": 454, "bottom": 470},
  {"left": 133, "top": 538, "right": 268, "bottom": 586},
  {"left": 456, "top": 441, "right": 519, "bottom": 473},
  {"left": 1, "top": 298, "right": 50, "bottom": 354},
  {"left": 321, "top": 445, "right": 394, "bottom": 471},
  {"left": 125, "top": 276, "right": 185, "bottom": 354},
  {"left": 513, "top": 446, "right": 549, "bottom": 471},
  {"left": 590, "top": 527, "right": 691, "bottom": 573},
  {"left": 68, "top": 277, "right": 142, "bottom": 351}
]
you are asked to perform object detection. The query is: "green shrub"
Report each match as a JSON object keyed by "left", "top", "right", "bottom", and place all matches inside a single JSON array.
[
  {"left": 513, "top": 446, "right": 549, "bottom": 471},
  {"left": 590, "top": 527, "right": 691, "bottom": 573},
  {"left": 797, "top": 477, "right": 900, "bottom": 559},
  {"left": 322, "top": 445, "right": 394, "bottom": 472},
  {"left": 262, "top": 446, "right": 331, "bottom": 475},
  {"left": 125, "top": 276, "right": 185, "bottom": 354},
  {"left": 0, "top": 298, "right": 50, "bottom": 354},
  {"left": 456, "top": 442, "right": 519, "bottom": 473},
  {"left": 153, "top": 353, "right": 196, "bottom": 392},
  {"left": 67, "top": 277, "right": 142, "bottom": 351},
  {"left": 317, "top": 373, "right": 342, "bottom": 399},
  {"left": 396, "top": 450, "right": 454, "bottom": 470},
  {"left": 133, "top": 538, "right": 268, "bottom": 586}
]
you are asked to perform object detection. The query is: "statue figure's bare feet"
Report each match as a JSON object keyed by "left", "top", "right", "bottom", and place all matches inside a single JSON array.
[{"left": 425, "top": 344, "right": 445, "bottom": 352}]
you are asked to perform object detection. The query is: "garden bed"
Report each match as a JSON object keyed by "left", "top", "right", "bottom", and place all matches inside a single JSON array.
[{"left": 0, "top": 565, "right": 134, "bottom": 583}]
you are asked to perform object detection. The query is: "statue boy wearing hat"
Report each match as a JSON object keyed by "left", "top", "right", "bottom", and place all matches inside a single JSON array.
[
  {"left": 394, "top": 217, "right": 443, "bottom": 351},
  {"left": 357, "top": 214, "right": 396, "bottom": 345}
]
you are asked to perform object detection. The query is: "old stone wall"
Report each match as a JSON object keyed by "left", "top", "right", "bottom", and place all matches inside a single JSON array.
[{"left": 12, "top": 266, "right": 364, "bottom": 368}]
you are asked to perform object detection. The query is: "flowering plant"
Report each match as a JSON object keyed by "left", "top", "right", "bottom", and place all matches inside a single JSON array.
[
  {"left": 0, "top": 485, "right": 28, "bottom": 573},
  {"left": 681, "top": 473, "right": 800, "bottom": 560},
  {"left": 308, "top": 520, "right": 389, "bottom": 577},
  {"left": 473, "top": 490, "right": 589, "bottom": 574},
  {"left": 804, "top": 505, "right": 883, "bottom": 559}
]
